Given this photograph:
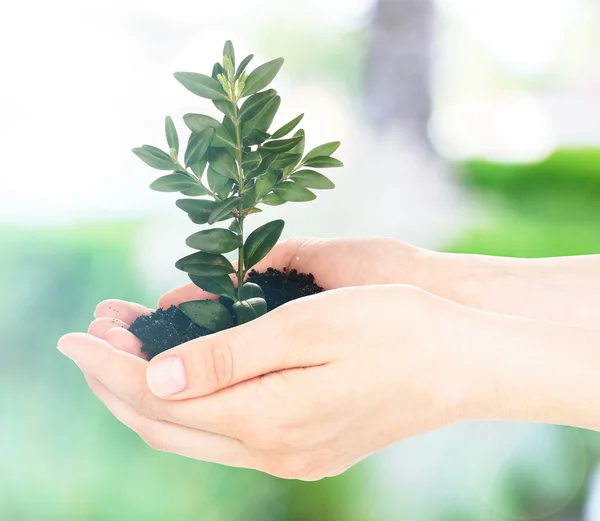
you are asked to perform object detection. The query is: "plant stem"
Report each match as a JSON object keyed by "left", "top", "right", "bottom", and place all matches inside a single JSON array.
[
  {"left": 231, "top": 79, "right": 245, "bottom": 302},
  {"left": 237, "top": 215, "right": 245, "bottom": 302}
]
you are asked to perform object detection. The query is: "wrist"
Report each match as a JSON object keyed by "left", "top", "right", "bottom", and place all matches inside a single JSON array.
[
  {"left": 469, "top": 312, "right": 600, "bottom": 431},
  {"left": 409, "top": 249, "right": 536, "bottom": 315}
]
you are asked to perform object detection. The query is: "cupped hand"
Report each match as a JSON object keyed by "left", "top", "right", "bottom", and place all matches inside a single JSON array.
[
  {"left": 59, "top": 284, "right": 488, "bottom": 480},
  {"left": 157, "top": 236, "right": 428, "bottom": 308}
]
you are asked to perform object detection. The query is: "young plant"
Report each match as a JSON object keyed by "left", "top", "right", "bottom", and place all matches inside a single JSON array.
[{"left": 132, "top": 41, "right": 342, "bottom": 334}]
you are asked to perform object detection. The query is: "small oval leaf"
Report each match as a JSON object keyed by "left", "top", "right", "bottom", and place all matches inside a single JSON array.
[
  {"left": 241, "top": 58, "right": 284, "bottom": 97},
  {"left": 271, "top": 153, "right": 301, "bottom": 170},
  {"left": 189, "top": 274, "right": 236, "bottom": 300},
  {"left": 233, "top": 298, "right": 268, "bottom": 324},
  {"left": 165, "top": 116, "right": 179, "bottom": 155},
  {"left": 223, "top": 40, "right": 235, "bottom": 68},
  {"left": 185, "top": 128, "right": 214, "bottom": 168},
  {"left": 174, "top": 72, "right": 228, "bottom": 101},
  {"left": 208, "top": 196, "right": 240, "bottom": 225},
  {"left": 176, "top": 252, "right": 235, "bottom": 277},
  {"left": 239, "top": 282, "right": 264, "bottom": 300},
  {"left": 244, "top": 219, "right": 285, "bottom": 269},
  {"left": 213, "top": 99, "right": 236, "bottom": 120},
  {"left": 207, "top": 167, "right": 235, "bottom": 200},
  {"left": 176, "top": 198, "right": 219, "bottom": 224},
  {"left": 302, "top": 156, "right": 344, "bottom": 169},
  {"left": 235, "top": 54, "right": 254, "bottom": 79},
  {"left": 186, "top": 228, "right": 240, "bottom": 254},
  {"left": 179, "top": 300, "right": 234, "bottom": 332},
  {"left": 133, "top": 145, "right": 176, "bottom": 170},
  {"left": 292, "top": 169, "right": 335, "bottom": 189},
  {"left": 261, "top": 192, "right": 286, "bottom": 206},
  {"left": 303, "top": 142, "right": 341, "bottom": 162},
  {"left": 242, "top": 151, "right": 262, "bottom": 171},
  {"left": 273, "top": 181, "right": 316, "bottom": 202},
  {"left": 271, "top": 114, "right": 304, "bottom": 140},
  {"left": 210, "top": 150, "right": 238, "bottom": 180},
  {"left": 259, "top": 136, "right": 303, "bottom": 154},
  {"left": 180, "top": 185, "right": 209, "bottom": 196},
  {"left": 150, "top": 173, "right": 197, "bottom": 192},
  {"left": 239, "top": 89, "right": 278, "bottom": 122},
  {"left": 255, "top": 170, "right": 279, "bottom": 198}
]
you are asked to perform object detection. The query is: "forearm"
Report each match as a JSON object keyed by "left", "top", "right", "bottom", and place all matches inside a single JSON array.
[
  {"left": 467, "top": 310, "right": 600, "bottom": 432},
  {"left": 412, "top": 250, "right": 600, "bottom": 328}
]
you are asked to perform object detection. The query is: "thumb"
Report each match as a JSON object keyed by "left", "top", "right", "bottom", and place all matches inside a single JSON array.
[{"left": 145, "top": 308, "right": 326, "bottom": 399}]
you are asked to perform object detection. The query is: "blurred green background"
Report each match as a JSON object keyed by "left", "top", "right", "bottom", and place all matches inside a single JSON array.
[{"left": 3, "top": 0, "right": 600, "bottom": 519}]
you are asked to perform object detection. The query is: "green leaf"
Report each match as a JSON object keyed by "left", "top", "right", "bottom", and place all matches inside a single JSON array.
[
  {"left": 150, "top": 173, "right": 197, "bottom": 192},
  {"left": 174, "top": 72, "right": 228, "bottom": 101},
  {"left": 184, "top": 113, "right": 222, "bottom": 134},
  {"left": 233, "top": 298, "right": 268, "bottom": 324},
  {"left": 261, "top": 192, "right": 286, "bottom": 206},
  {"left": 259, "top": 136, "right": 303, "bottom": 154},
  {"left": 223, "top": 40, "right": 235, "bottom": 68},
  {"left": 242, "top": 58, "right": 284, "bottom": 97},
  {"left": 292, "top": 169, "right": 335, "bottom": 189},
  {"left": 239, "top": 282, "right": 264, "bottom": 300},
  {"left": 242, "top": 151, "right": 262, "bottom": 171},
  {"left": 271, "top": 114, "right": 304, "bottom": 140},
  {"left": 303, "top": 141, "right": 341, "bottom": 162},
  {"left": 239, "top": 89, "right": 278, "bottom": 122},
  {"left": 183, "top": 114, "right": 235, "bottom": 149},
  {"left": 242, "top": 186, "right": 258, "bottom": 209},
  {"left": 229, "top": 220, "right": 241, "bottom": 234},
  {"left": 189, "top": 274, "right": 236, "bottom": 300},
  {"left": 210, "top": 150, "right": 238, "bottom": 180},
  {"left": 235, "top": 54, "right": 254, "bottom": 79},
  {"left": 213, "top": 99, "right": 236, "bottom": 120},
  {"left": 180, "top": 185, "right": 209, "bottom": 196},
  {"left": 176, "top": 252, "right": 235, "bottom": 277},
  {"left": 222, "top": 117, "right": 236, "bottom": 142},
  {"left": 273, "top": 181, "right": 316, "bottom": 202},
  {"left": 208, "top": 196, "right": 239, "bottom": 225},
  {"left": 255, "top": 170, "right": 279, "bottom": 197},
  {"left": 271, "top": 153, "right": 301, "bottom": 170},
  {"left": 244, "top": 219, "right": 285, "bottom": 269},
  {"left": 212, "top": 63, "right": 225, "bottom": 80},
  {"left": 244, "top": 129, "right": 271, "bottom": 147},
  {"left": 186, "top": 228, "right": 240, "bottom": 254},
  {"left": 185, "top": 128, "right": 214, "bottom": 168},
  {"left": 242, "top": 96, "right": 281, "bottom": 139},
  {"left": 165, "top": 116, "right": 179, "bottom": 155},
  {"left": 207, "top": 167, "right": 234, "bottom": 200},
  {"left": 133, "top": 145, "right": 176, "bottom": 170},
  {"left": 288, "top": 129, "right": 306, "bottom": 161},
  {"left": 179, "top": 300, "right": 234, "bottom": 332},
  {"left": 303, "top": 156, "right": 344, "bottom": 168},
  {"left": 176, "top": 199, "right": 219, "bottom": 224},
  {"left": 189, "top": 157, "right": 207, "bottom": 178}
]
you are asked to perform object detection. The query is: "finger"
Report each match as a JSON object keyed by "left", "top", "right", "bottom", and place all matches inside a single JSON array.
[
  {"left": 94, "top": 299, "right": 152, "bottom": 323},
  {"left": 59, "top": 332, "right": 237, "bottom": 434},
  {"left": 104, "top": 327, "right": 144, "bottom": 357},
  {"left": 146, "top": 303, "right": 332, "bottom": 400},
  {"left": 88, "top": 317, "right": 130, "bottom": 338},
  {"left": 84, "top": 374, "right": 256, "bottom": 468},
  {"left": 58, "top": 332, "right": 172, "bottom": 420}
]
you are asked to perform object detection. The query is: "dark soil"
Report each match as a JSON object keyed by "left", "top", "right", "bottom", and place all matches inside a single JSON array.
[{"left": 130, "top": 268, "right": 324, "bottom": 359}]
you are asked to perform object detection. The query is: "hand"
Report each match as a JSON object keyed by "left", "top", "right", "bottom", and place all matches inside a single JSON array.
[
  {"left": 157, "top": 236, "right": 429, "bottom": 308},
  {"left": 59, "top": 285, "right": 485, "bottom": 480}
]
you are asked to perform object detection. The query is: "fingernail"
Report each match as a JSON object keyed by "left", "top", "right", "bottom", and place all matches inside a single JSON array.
[{"left": 147, "top": 357, "right": 186, "bottom": 397}]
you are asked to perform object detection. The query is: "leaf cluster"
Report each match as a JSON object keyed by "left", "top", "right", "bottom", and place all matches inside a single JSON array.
[{"left": 133, "top": 41, "right": 343, "bottom": 332}]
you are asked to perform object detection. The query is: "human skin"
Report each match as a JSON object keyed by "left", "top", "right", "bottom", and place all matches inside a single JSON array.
[{"left": 58, "top": 237, "right": 600, "bottom": 480}]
